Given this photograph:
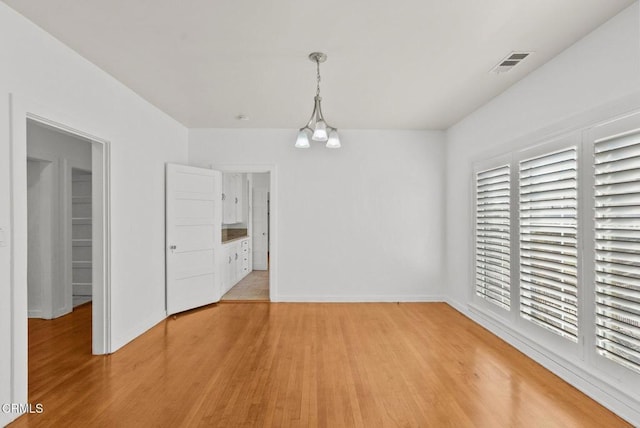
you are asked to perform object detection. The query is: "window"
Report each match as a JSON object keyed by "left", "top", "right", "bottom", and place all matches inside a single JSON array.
[
  {"left": 473, "top": 112, "right": 640, "bottom": 408},
  {"left": 519, "top": 148, "right": 579, "bottom": 342},
  {"left": 475, "top": 165, "right": 511, "bottom": 310},
  {"left": 594, "top": 129, "right": 640, "bottom": 374}
]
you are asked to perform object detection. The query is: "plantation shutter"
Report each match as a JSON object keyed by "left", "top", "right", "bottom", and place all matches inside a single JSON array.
[
  {"left": 475, "top": 165, "right": 511, "bottom": 310},
  {"left": 594, "top": 130, "right": 640, "bottom": 374},
  {"left": 519, "top": 148, "right": 579, "bottom": 342}
]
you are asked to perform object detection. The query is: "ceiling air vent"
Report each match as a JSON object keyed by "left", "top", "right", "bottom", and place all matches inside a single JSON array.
[{"left": 491, "top": 52, "right": 532, "bottom": 74}]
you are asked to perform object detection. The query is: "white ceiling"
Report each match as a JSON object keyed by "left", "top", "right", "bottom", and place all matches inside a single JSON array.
[{"left": 4, "top": 0, "right": 635, "bottom": 129}]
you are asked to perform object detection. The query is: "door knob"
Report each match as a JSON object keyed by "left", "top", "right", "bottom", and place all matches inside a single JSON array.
[{"left": 169, "top": 245, "right": 177, "bottom": 250}]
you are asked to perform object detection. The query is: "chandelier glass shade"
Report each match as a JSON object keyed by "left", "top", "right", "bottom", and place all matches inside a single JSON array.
[{"left": 295, "top": 52, "right": 341, "bottom": 149}]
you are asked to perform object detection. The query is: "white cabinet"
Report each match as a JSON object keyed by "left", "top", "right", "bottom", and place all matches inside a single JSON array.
[
  {"left": 221, "top": 238, "right": 234, "bottom": 295},
  {"left": 221, "top": 237, "right": 251, "bottom": 295},
  {"left": 222, "top": 173, "right": 243, "bottom": 224},
  {"left": 240, "top": 239, "right": 250, "bottom": 278}
]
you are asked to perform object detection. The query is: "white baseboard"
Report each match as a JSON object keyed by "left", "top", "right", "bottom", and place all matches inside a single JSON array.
[
  {"left": 1, "top": 411, "right": 20, "bottom": 428},
  {"left": 274, "top": 294, "right": 445, "bottom": 303},
  {"left": 445, "top": 298, "right": 640, "bottom": 426}
]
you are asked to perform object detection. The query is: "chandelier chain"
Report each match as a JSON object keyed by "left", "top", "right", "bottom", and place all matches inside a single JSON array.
[{"left": 316, "top": 59, "right": 321, "bottom": 96}]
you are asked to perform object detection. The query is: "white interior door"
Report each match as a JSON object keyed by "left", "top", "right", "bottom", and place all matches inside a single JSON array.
[
  {"left": 252, "top": 188, "right": 268, "bottom": 270},
  {"left": 166, "top": 164, "right": 221, "bottom": 315}
]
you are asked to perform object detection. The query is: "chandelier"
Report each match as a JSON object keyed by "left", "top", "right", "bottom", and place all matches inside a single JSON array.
[{"left": 295, "top": 52, "right": 341, "bottom": 149}]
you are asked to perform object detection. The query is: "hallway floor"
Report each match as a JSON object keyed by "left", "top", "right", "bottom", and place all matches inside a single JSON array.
[{"left": 221, "top": 270, "right": 269, "bottom": 302}]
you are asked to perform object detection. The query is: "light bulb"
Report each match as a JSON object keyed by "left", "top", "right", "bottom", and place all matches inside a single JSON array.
[
  {"left": 312, "top": 120, "right": 328, "bottom": 141},
  {"left": 294, "top": 130, "right": 310, "bottom": 148},
  {"left": 326, "top": 130, "right": 341, "bottom": 148}
]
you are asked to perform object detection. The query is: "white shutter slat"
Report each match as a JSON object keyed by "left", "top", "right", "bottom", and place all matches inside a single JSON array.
[
  {"left": 521, "top": 257, "right": 577, "bottom": 278},
  {"left": 595, "top": 140, "right": 640, "bottom": 163},
  {"left": 521, "top": 234, "right": 577, "bottom": 247},
  {"left": 595, "top": 156, "right": 640, "bottom": 175},
  {"left": 520, "top": 179, "right": 577, "bottom": 196},
  {"left": 521, "top": 294, "right": 578, "bottom": 320},
  {"left": 594, "top": 130, "right": 640, "bottom": 374},
  {"left": 476, "top": 164, "right": 511, "bottom": 310},
  {"left": 594, "top": 181, "right": 640, "bottom": 197},
  {"left": 595, "top": 192, "right": 640, "bottom": 208},
  {"left": 596, "top": 273, "right": 640, "bottom": 291},
  {"left": 596, "top": 264, "right": 640, "bottom": 280},
  {"left": 520, "top": 161, "right": 576, "bottom": 178},
  {"left": 520, "top": 169, "right": 576, "bottom": 187},
  {"left": 477, "top": 172, "right": 510, "bottom": 185},
  {"left": 594, "top": 167, "right": 640, "bottom": 185},
  {"left": 520, "top": 189, "right": 576, "bottom": 203},
  {"left": 594, "top": 131, "right": 640, "bottom": 154},
  {"left": 521, "top": 308, "right": 579, "bottom": 340},
  {"left": 596, "top": 229, "right": 640, "bottom": 242},
  {"left": 476, "top": 268, "right": 510, "bottom": 283},
  {"left": 522, "top": 279, "right": 578, "bottom": 303},
  {"left": 477, "top": 264, "right": 511, "bottom": 278},
  {"left": 521, "top": 267, "right": 577, "bottom": 288},
  {"left": 521, "top": 199, "right": 577, "bottom": 211},
  {"left": 520, "top": 150, "right": 576, "bottom": 171},
  {"left": 478, "top": 167, "right": 510, "bottom": 180},
  {"left": 521, "top": 225, "right": 577, "bottom": 236},
  {"left": 519, "top": 147, "right": 579, "bottom": 342},
  {"left": 521, "top": 271, "right": 577, "bottom": 294}
]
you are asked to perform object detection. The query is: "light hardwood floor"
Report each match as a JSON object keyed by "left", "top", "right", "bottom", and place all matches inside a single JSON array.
[
  {"left": 11, "top": 302, "right": 631, "bottom": 427},
  {"left": 221, "top": 270, "right": 269, "bottom": 302}
]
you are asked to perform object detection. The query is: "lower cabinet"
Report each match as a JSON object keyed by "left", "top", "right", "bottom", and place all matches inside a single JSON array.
[
  {"left": 240, "top": 239, "right": 250, "bottom": 278},
  {"left": 221, "top": 237, "right": 251, "bottom": 295}
]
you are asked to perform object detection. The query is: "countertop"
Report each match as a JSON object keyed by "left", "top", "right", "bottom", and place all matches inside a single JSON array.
[
  {"left": 222, "top": 227, "right": 248, "bottom": 244},
  {"left": 221, "top": 235, "right": 249, "bottom": 244}
]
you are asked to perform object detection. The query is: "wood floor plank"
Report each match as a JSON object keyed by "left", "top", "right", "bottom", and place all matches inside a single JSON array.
[{"left": 9, "top": 302, "right": 631, "bottom": 427}]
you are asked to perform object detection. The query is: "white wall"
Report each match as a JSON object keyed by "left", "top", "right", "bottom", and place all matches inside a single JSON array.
[
  {"left": 28, "top": 122, "right": 92, "bottom": 170},
  {"left": 27, "top": 122, "right": 92, "bottom": 319},
  {"left": 445, "top": 2, "right": 640, "bottom": 424},
  {"left": 189, "top": 129, "right": 446, "bottom": 301},
  {"left": 253, "top": 172, "right": 270, "bottom": 192},
  {"left": 0, "top": 3, "right": 187, "bottom": 424}
]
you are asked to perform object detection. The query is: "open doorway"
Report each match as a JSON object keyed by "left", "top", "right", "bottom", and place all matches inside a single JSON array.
[
  {"left": 220, "top": 172, "right": 271, "bottom": 302},
  {"left": 9, "top": 97, "right": 112, "bottom": 415},
  {"left": 25, "top": 119, "right": 104, "bottom": 412},
  {"left": 27, "top": 121, "right": 94, "bottom": 318},
  {"left": 23, "top": 115, "right": 110, "bottom": 355}
]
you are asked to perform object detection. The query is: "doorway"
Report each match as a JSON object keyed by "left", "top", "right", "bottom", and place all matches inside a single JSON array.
[
  {"left": 9, "top": 97, "right": 112, "bottom": 417},
  {"left": 20, "top": 115, "right": 110, "bottom": 354},
  {"left": 218, "top": 169, "right": 274, "bottom": 302},
  {"left": 27, "top": 121, "right": 93, "bottom": 319}
]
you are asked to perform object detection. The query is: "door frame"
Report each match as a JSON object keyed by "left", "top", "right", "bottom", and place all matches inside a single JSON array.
[
  {"left": 9, "top": 94, "right": 112, "bottom": 409},
  {"left": 212, "top": 164, "right": 278, "bottom": 301},
  {"left": 252, "top": 186, "right": 269, "bottom": 271}
]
